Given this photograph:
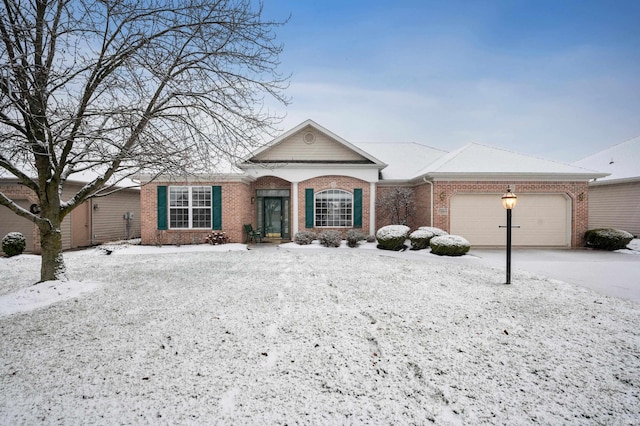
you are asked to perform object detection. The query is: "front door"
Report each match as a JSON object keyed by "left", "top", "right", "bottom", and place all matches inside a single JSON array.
[{"left": 263, "top": 197, "right": 283, "bottom": 238}]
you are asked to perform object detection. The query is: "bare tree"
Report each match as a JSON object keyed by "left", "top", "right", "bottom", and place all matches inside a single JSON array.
[
  {"left": 376, "top": 187, "right": 415, "bottom": 226},
  {"left": 0, "top": 0, "right": 289, "bottom": 282}
]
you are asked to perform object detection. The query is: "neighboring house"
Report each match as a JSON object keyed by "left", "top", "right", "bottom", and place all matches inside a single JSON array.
[
  {"left": 574, "top": 136, "right": 640, "bottom": 237},
  {"left": 0, "top": 179, "right": 140, "bottom": 254},
  {"left": 138, "top": 119, "right": 606, "bottom": 248}
]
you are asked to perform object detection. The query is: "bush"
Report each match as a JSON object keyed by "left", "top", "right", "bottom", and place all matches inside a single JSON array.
[
  {"left": 409, "top": 229, "right": 433, "bottom": 250},
  {"left": 2, "top": 232, "right": 26, "bottom": 257},
  {"left": 346, "top": 230, "right": 365, "bottom": 248},
  {"left": 430, "top": 235, "right": 470, "bottom": 256},
  {"left": 584, "top": 228, "right": 634, "bottom": 251},
  {"left": 376, "top": 225, "right": 410, "bottom": 251},
  {"left": 294, "top": 231, "right": 317, "bottom": 245},
  {"left": 366, "top": 235, "right": 376, "bottom": 243},
  {"left": 205, "top": 231, "right": 229, "bottom": 245},
  {"left": 418, "top": 226, "right": 448, "bottom": 237},
  {"left": 318, "top": 230, "right": 342, "bottom": 247}
]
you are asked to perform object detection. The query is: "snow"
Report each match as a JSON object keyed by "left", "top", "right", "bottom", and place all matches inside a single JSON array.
[
  {"left": 0, "top": 243, "right": 638, "bottom": 424},
  {"left": 574, "top": 135, "right": 640, "bottom": 182},
  {"left": 376, "top": 225, "right": 410, "bottom": 239}
]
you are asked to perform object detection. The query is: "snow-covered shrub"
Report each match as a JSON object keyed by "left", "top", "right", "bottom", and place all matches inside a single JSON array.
[
  {"left": 430, "top": 235, "right": 470, "bottom": 256},
  {"left": 584, "top": 228, "right": 634, "bottom": 251},
  {"left": 376, "top": 225, "right": 410, "bottom": 251},
  {"left": 409, "top": 229, "right": 433, "bottom": 250},
  {"left": 346, "top": 230, "right": 365, "bottom": 248},
  {"left": 366, "top": 234, "right": 376, "bottom": 243},
  {"left": 294, "top": 231, "right": 316, "bottom": 245},
  {"left": 318, "top": 230, "right": 342, "bottom": 247},
  {"left": 205, "top": 231, "right": 229, "bottom": 245},
  {"left": 2, "top": 232, "right": 26, "bottom": 257},
  {"left": 418, "top": 226, "right": 448, "bottom": 237}
]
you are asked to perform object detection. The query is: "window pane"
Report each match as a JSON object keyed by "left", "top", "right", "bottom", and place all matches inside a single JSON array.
[
  {"left": 170, "top": 187, "right": 189, "bottom": 207},
  {"left": 315, "top": 189, "right": 352, "bottom": 227},
  {"left": 192, "top": 186, "right": 211, "bottom": 207},
  {"left": 192, "top": 208, "right": 211, "bottom": 228},
  {"left": 170, "top": 208, "right": 189, "bottom": 228}
]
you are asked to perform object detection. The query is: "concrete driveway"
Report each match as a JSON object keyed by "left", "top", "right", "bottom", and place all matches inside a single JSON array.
[{"left": 469, "top": 247, "right": 640, "bottom": 303}]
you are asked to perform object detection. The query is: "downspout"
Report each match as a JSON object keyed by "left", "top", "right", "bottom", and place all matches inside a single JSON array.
[{"left": 422, "top": 177, "right": 433, "bottom": 227}]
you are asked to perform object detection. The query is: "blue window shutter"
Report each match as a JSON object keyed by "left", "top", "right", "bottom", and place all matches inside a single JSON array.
[
  {"left": 305, "top": 188, "right": 314, "bottom": 228},
  {"left": 157, "top": 186, "right": 167, "bottom": 230},
  {"left": 353, "top": 188, "right": 362, "bottom": 228},
  {"left": 212, "top": 186, "right": 222, "bottom": 229}
]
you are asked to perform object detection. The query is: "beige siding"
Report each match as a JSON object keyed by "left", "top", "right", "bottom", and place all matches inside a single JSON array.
[
  {"left": 255, "top": 128, "right": 365, "bottom": 162},
  {"left": 91, "top": 190, "right": 141, "bottom": 244},
  {"left": 450, "top": 193, "right": 570, "bottom": 247},
  {"left": 0, "top": 200, "right": 37, "bottom": 253},
  {"left": 588, "top": 182, "right": 640, "bottom": 236}
]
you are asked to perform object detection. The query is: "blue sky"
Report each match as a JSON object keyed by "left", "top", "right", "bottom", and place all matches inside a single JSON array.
[{"left": 261, "top": 0, "right": 640, "bottom": 162}]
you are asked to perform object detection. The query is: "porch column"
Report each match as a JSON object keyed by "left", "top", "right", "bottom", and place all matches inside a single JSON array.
[
  {"left": 369, "top": 182, "right": 376, "bottom": 235},
  {"left": 291, "top": 181, "right": 299, "bottom": 236}
]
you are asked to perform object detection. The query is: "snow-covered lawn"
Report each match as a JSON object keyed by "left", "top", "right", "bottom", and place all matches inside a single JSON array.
[{"left": 0, "top": 243, "right": 638, "bottom": 424}]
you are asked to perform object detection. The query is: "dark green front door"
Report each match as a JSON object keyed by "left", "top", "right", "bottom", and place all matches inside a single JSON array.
[{"left": 263, "top": 197, "right": 283, "bottom": 238}]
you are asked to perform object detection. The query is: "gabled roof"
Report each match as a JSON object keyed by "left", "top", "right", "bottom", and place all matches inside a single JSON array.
[
  {"left": 415, "top": 143, "right": 608, "bottom": 181},
  {"left": 573, "top": 136, "right": 640, "bottom": 184},
  {"left": 239, "top": 119, "right": 386, "bottom": 169}
]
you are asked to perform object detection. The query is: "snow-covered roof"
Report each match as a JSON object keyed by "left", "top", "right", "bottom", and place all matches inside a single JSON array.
[
  {"left": 414, "top": 143, "right": 607, "bottom": 181},
  {"left": 354, "top": 142, "right": 447, "bottom": 181},
  {"left": 573, "top": 136, "right": 640, "bottom": 184}
]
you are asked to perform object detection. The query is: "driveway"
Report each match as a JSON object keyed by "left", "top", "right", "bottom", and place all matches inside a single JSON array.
[{"left": 469, "top": 247, "right": 640, "bottom": 303}]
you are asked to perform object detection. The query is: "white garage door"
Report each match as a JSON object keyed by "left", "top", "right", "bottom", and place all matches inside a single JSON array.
[
  {"left": 0, "top": 200, "right": 36, "bottom": 253},
  {"left": 450, "top": 193, "right": 570, "bottom": 247}
]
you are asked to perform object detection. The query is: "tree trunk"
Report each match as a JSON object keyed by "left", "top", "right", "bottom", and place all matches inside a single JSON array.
[{"left": 38, "top": 217, "right": 67, "bottom": 283}]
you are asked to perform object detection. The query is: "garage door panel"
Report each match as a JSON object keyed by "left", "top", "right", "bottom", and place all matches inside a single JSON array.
[{"left": 451, "top": 193, "right": 569, "bottom": 247}]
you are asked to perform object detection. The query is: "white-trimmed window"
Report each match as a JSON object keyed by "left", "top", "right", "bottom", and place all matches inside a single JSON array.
[
  {"left": 169, "top": 186, "right": 211, "bottom": 229},
  {"left": 315, "top": 189, "right": 352, "bottom": 227}
]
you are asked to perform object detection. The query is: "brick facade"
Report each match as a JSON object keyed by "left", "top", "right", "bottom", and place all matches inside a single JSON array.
[
  {"left": 375, "top": 184, "right": 433, "bottom": 230},
  {"left": 298, "top": 175, "right": 372, "bottom": 237},
  {"left": 140, "top": 180, "right": 252, "bottom": 245},
  {"left": 140, "top": 178, "right": 590, "bottom": 248},
  {"left": 430, "top": 181, "right": 589, "bottom": 247}
]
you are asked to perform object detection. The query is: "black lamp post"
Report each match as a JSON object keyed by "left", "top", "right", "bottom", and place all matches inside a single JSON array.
[{"left": 501, "top": 187, "right": 518, "bottom": 284}]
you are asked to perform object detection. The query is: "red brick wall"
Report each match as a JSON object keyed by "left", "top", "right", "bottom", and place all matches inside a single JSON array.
[
  {"left": 298, "top": 176, "right": 371, "bottom": 237},
  {"left": 374, "top": 184, "right": 433, "bottom": 230},
  {"left": 431, "top": 181, "right": 589, "bottom": 247},
  {"left": 140, "top": 180, "right": 252, "bottom": 245}
]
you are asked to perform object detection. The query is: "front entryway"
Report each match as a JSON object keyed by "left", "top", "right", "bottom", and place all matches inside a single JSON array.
[{"left": 256, "top": 189, "right": 290, "bottom": 239}]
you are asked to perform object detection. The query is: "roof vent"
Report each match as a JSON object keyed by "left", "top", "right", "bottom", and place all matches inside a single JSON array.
[{"left": 303, "top": 131, "right": 316, "bottom": 144}]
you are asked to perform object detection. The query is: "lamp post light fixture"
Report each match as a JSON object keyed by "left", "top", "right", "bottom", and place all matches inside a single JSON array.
[{"left": 501, "top": 187, "right": 518, "bottom": 284}]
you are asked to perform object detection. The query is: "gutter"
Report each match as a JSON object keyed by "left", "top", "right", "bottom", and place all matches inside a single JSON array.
[{"left": 422, "top": 177, "right": 434, "bottom": 227}]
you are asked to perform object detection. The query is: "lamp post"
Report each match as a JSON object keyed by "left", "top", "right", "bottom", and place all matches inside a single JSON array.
[{"left": 501, "top": 187, "right": 518, "bottom": 284}]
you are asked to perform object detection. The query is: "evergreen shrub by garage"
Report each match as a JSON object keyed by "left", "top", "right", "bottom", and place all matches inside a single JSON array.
[
  {"left": 318, "top": 230, "right": 342, "bottom": 247},
  {"left": 2, "top": 232, "right": 26, "bottom": 257},
  {"left": 410, "top": 228, "right": 445, "bottom": 250},
  {"left": 584, "top": 228, "right": 634, "bottom": 251},
  {"left": 418, "top": 226, "right": 448, "bottom": 237},
  {"left": 376, "top": 225, "right": 410, "bottom": 251},
  {"left": 430, "top": 235, "right": 470, "bottom": 256},
  {"left": 346, "top": 230, "right": 365, "bottom": 248},
  {"left": 294, "top": 231, "right": 317, "bottom": 245}
]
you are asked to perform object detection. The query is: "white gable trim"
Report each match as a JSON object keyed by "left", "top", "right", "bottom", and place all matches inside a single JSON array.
[{"left": 240, "top": 119, "right": 387, "bottom": 169}]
